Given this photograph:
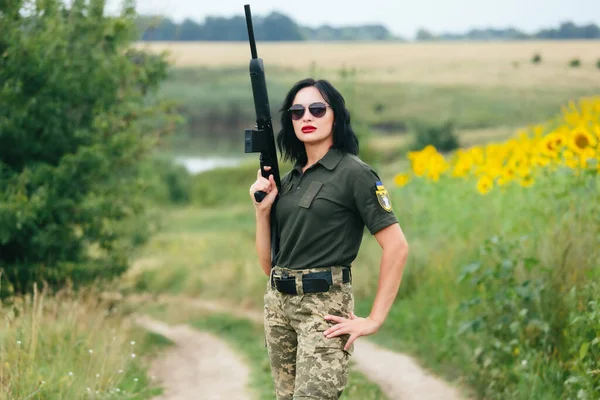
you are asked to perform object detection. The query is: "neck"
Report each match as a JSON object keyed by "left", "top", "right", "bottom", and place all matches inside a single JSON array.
[{"left": 303, "top": 140, "right": 332, "bottom": 171}]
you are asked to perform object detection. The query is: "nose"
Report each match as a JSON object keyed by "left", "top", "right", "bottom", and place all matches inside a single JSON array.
[{"left": 302, "top": 109, "right": 313, "bottom": 122}]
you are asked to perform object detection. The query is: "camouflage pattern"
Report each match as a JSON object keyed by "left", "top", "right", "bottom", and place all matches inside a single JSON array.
[{"left": 264, "top": 266, "right": 354, "bottom": 400}]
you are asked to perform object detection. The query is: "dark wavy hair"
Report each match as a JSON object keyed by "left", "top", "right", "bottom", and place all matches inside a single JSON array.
[{"left": 276, "top": 78, "right": 359, "bottom": 166}]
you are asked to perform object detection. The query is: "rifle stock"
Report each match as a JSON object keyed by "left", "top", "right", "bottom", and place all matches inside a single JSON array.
[{"left": 244, "top": 4, "right": 281, "bottom": 265}]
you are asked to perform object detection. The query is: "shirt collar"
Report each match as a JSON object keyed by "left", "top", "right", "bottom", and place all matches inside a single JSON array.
[
  {"left": 318, "top": 148, "right": 343, "bottom": 170},
  {"left": 293, "top": 148, "right": 344, "bottom": 173}
]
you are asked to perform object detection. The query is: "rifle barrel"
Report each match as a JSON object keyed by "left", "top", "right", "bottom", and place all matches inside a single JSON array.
[{"left": 244, "top": 5, "right": 258, "bottom": 59}]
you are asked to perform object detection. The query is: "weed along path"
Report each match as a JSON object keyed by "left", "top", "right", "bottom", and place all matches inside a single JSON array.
[
  {"left": 132, "top": 295, "right": 468, "bottom": 400},
  {"left": 134, "top": 314, "right": 252, "bottom": 400}
]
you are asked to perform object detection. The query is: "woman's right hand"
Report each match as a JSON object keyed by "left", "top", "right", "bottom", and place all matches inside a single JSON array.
[{"left": 249, "top": 166, "right": 278, "bottom": 213}]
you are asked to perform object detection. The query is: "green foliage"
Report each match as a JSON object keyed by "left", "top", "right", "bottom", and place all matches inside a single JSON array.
[
  {"left": 159, "top": 164, "right": 192, "bottom": 205},
  {"left": 139, "top": 11, "right": 306, "bottom": 41},
  {"left": 303, "top": 24, "right": 395, "bottom": 41},
  {"left": 0, "top": 0, "right": 179, "bottom": 298},
  {"left": 457, "top": 236, "right": 551, "bottom": 397},
  {"left": 408, "top": 120, "right": 460, "bottom": 152},
  {"left": 447, "top": 169, "right": 600, "bottom": 399},
  {"left": 532, "top": 53, "right": 542, "bottom": 64},
  {"left": 138, "top": 156, "right": 193, "bottom": 205},
  {"left": 569, "top": 58, "right": 581, "bottom": 68},
  {"left": 596, "top": 59, "right": 600, "bottom": 70},
  {"left": 457, "top": 234, "right": 600, "bottom": 399},
  {"left": 563, "top": 284, "right": 600, "bottom": 397}
]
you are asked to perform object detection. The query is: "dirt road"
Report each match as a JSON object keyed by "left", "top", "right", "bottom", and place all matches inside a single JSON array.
[
  {"left": 134, "top": 314, "right": 253, "bottom": 400},
  {"left": 133, "top": 296, "right": 469, "bottom": 400}
]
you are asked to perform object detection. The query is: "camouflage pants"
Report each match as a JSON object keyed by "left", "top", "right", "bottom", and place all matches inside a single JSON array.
[{"left": 264, "top": 266, "right": 354, "bottom": 400}]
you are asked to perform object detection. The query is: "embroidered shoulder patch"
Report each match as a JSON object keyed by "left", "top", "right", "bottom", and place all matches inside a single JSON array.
[{"left": 375, "top": 181, "right": 392, "bottom": 212}]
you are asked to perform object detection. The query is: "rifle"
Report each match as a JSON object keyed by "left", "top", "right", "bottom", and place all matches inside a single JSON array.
[{"left": 243, "top": 4, "right": 281, "bottom": 266}]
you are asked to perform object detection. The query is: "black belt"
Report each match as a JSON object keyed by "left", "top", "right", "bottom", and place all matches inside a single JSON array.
[{"left": 271, "top": 268, "right": 351, "bottom": 295}]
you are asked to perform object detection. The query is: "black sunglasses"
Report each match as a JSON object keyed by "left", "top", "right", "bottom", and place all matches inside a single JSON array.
[{"left": 288, "top": 102, "right": 330, "bottom": 121}]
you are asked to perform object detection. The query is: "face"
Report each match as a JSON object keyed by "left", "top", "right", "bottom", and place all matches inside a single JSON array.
[{"left": 289, "top": 86, "right": 334, "bottom": 146}]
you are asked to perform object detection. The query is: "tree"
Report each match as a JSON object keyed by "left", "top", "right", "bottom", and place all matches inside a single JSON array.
[
  {"left": 257, "top": 12, "right": 304, "bottom": 41},
  {"left": 415, "top": 28, "right": 436, "bottom": 41},
  {"left": 0, "top": 0, "right": 179, "bottom": 298}
]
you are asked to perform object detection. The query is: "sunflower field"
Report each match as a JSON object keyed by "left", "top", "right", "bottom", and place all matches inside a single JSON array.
[
  {"left": 384, "top": 96, "right": 600, "bottom": 399},
  {"left": 394, "top": 96, "right": 600, "bottom": 195}
]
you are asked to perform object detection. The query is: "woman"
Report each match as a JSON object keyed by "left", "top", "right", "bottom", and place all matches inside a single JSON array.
[{"left": 249, "top": 78, "right": 409, "bottom": 400}]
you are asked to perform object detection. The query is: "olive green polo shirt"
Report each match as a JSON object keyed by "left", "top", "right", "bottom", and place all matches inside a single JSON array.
[{"left": 273, "top": 148, "right": 398, "bottom": 270}]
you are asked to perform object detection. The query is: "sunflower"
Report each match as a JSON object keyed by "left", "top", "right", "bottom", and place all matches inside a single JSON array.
[
  {"left": 476, "top": 175, "right": 494, "bottom": 195},
  {"left": 539, "top": 132, "right": 564, "bottom": 158},
  {"left": 504, "top": 166, "right": 516, "bottom": 179},
  {"left": 496, "top": 176, "right": 510, "bottom": 186},
  {"left": 452, "top": 160, "right": 472, "bottom": 178},
  {"left": 469, "top": 147, "right": 485, "bottom": 165},
  {"left": 569, "top": 126, "right": 597, "bottom": 155},
  {"left": 394, "top": 173, "right": 411, "bottom": 187},
  {"left": 411, "top": 160, "right": 427, "bottom": 177},
  {"left": 531, "top": 155, "right": 551, "bottom": 167},
  {"left": 497, "top": 167, "right": 517, "bottom": 186},
  {"left": 519, "top": 175, "right": 535, "bottom": 188},
  {"left": 562, "top": 149, "right": 580, "bottom": 169},
  {"left": 578, "top": 147, "right": 597, "bottom": 169}
]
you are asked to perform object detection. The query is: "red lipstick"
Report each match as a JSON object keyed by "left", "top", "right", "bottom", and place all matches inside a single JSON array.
[{"left": 302, "top": 125, "right": 316, "bottom": 133}]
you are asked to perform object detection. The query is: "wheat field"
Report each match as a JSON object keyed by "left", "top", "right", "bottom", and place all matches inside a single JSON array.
[{"left": 135, "top": 40, "right": 600, "bottom": 87}]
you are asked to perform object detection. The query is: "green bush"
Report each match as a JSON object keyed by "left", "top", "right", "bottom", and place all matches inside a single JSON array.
[
  {"left": 569, "top": 58, "right": 581, "bottom": 68},
  {"left": 457, "top": 237, "right": 551, "bottom": 397},
  {"left": 457, "top": 234, "right": 600, "bottom": 399},
  {"left": 596, "top": 59, "right": 600, "bottom": 70},
  {"left": 162, "top": 164, "right": 193, "bottom": 204},
  {"left": 139, "top": 156, "right": 193, "bottom": 205},
  {"left": 563, "top": 283, "right": 600, "bottom": 397},
  {"left": 0, "top": 0, "right": 179, "bottom": 298},
  {"left": 408, "top": 120, "right": 460, "bottom": 152},
  {"left": 532, "top": 53, "right": 542, "bottom": 64}
]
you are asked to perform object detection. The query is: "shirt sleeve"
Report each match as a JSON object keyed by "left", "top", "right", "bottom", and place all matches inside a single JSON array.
[{"left": 352, "top": 166, "right": 398, "bottom": 235}]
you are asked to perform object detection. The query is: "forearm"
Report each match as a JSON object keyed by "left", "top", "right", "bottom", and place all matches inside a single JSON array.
[
  {"left": 255, "top": 210, "right": 272, "bottom": 276},
  {"left": 368, "top": 241, "right": 409, "bottom": 327}
]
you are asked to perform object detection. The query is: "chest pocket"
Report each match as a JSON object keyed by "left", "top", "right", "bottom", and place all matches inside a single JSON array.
[{"left": 299, "top": 181, "right": 323, "bottom": 208}]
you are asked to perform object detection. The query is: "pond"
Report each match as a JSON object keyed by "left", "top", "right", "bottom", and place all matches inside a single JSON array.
[{"left": 173, "top": 156, "right": 243, "bottom": 174}]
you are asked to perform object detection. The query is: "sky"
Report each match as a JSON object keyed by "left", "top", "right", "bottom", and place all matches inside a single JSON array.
[{"left": 106, "top": 0, "right": 600, "bottom": 38}]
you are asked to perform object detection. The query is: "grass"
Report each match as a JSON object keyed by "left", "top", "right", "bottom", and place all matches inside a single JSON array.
[
  {"left": 140, "top": 302, "right": 388, "bottom": 400},
  {"left": 147, "top": 41, "right": 600, "bottom": 156},
  {"left": 0, "top": 284, "right": 172, "bottom": 399},
  {"left": 123, "top": 203, "right": 268, "bottom": 308}
]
